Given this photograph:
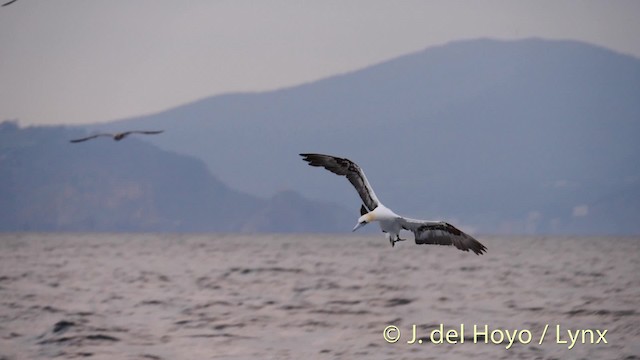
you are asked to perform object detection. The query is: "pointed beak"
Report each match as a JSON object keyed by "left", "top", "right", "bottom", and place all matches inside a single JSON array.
[{"left": 352, "top": 221, "right": 366, "bottom": 232}]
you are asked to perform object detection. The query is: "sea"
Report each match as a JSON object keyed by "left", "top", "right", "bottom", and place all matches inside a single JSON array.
[{"left": 0, "top": 233, "right": 638, "bottom": 359}]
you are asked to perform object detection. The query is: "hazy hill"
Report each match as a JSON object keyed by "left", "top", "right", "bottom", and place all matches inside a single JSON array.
[
  {"left": 89, "top": 38, "right": 640, "bottom": 235},
  {"left": 0, "top": 121, "right": 353, "bottom": 232}
]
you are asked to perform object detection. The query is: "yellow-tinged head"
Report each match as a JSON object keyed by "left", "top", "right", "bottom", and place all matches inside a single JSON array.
[{"left": 353, "top": 212, "right": 375, "bottom": 232}]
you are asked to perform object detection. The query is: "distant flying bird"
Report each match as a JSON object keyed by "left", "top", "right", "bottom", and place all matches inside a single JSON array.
[
  {"left": 70, "top": 130, "right": 164, "bottom": 143},
  {"left": 2, "top": 0, "right": 18, "bottom": 6},
  {"left": 300, "top": 153, "right": 487, "bottom": 254}
]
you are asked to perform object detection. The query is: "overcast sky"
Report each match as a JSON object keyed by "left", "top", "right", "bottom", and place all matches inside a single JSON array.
[{"left": 1, "top": 0, "right": 639, "bottom": 126}]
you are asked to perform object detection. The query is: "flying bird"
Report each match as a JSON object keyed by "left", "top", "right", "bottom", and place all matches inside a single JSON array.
[
  {"left": 300, "top": 153, "right": 486, "bottom": 254},
  {"left": 2, "top": 0, "right": 18, "bottom": 6},
  {"left": 70, "top": 130, "right": 164, "bottom": 143}
]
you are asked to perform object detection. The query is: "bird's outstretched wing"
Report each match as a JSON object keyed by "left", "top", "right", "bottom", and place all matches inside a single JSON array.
[
  {"left": 125, "top": 130, "right": 164, "bottom": 136},
  {"left": 300, "top": 153, "right": 380, "bottom": 211},
  {"left": 2, "top": 0, "right": 18, "bottom": 7},
  {"left": 398, "top": 218, "right": 487, "bottom": 255},
  {"left": 69, "top": 134, "right": 112, "bottom": 143}
]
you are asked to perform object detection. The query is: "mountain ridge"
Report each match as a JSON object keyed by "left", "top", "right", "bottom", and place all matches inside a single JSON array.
[
  {"left": 0, "top": 121, "right": 354, "bottom": 232},
  {"left": 82, "top": 38, "right": 640, "bottom": 235}
]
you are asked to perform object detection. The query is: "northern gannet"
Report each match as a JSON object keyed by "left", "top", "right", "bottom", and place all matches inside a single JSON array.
[
  {"left": 300, "top": 153, "right": 486, "bottom": 254},
  {"left": 70, "top": 130, "right": 164, "bottom": 143}
]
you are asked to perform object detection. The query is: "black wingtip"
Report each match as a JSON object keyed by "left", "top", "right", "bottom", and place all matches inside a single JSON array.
[
  {"left": 470, "top": 240, "right": 488, "bottom": 255},
  {"left": 299, "top": 153, "right": 324, "bottom": 167}
]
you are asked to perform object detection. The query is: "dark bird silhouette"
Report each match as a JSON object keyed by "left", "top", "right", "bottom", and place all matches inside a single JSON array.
[
  {"left": 2, "top": 0, "right": 19, "bottom": 7},
  {"left": 70, "top": 130, "right": 164, "bottom": 143}
]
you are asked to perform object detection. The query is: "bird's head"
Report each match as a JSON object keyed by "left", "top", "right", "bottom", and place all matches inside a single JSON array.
[{"left": 353, "top": 212, "right": 374, "bottom": 232}]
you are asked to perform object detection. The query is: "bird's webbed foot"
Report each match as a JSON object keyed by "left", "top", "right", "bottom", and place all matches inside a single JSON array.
[{"left": 390, "top": 235, "right": 406, "bottom": 248}]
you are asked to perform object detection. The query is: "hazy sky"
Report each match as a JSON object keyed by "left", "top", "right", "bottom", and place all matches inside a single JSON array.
[{"left": 1, "top": 1, "right": 639, "bottom": 126}]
